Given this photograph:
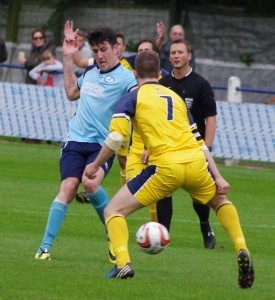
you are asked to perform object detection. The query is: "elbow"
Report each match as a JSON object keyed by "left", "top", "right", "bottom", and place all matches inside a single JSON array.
[
  {"left": 66, "top": 93, "right": 78, "bottom": 101},
  {"left": 66, "top": 90, "right": 80, "bottom": 101},
  {"left": 64, "top": 85, "right": 80, "bottom": 101}
]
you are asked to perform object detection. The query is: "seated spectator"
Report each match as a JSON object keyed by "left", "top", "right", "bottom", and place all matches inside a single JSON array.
[
  {"left": 29, "top": 49, "right": 63, "bottom": 87},
  {"left": 18, "top": 29, "right": 55, "bottom": 84},
  {"left": 0, "top": 37, "right": 8, "bottom": 62},
  {"left": 74, "top": 30, "right": 93, "bottom": 76}
]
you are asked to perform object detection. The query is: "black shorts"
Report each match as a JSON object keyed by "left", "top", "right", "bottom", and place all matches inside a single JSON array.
[{"left": 60, "top": 141, "right": 115, "bottom": 181}]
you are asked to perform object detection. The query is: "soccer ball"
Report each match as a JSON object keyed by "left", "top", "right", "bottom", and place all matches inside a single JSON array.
[{"left": 136, "top": 222, "right": 170, "bottom": 254}]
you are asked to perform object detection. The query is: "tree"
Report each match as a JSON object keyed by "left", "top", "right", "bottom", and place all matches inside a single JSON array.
[
  {"left": 41, "top": 0, "right": 76, "bottom": 46},
  {"left": 169, "top": 0, "right": 183, "bottom": 27},
  {"left": 5, "top": 0, "right": 21, "bottom": 42}
]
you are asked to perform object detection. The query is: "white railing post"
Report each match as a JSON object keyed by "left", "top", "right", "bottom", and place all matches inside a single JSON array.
[
  {"left": 227, "top": 76, "right": 242, "bottom": 103},
  {"left": 225, "top": 76, "right": 242, "bottom": 166}
]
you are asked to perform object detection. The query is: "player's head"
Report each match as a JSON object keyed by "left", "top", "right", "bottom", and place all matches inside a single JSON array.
[
  {"left": 116, "top": 33, "right": 126, "bottom": 60},
  {"left": 135, "top": 51, "right": 160, "bottom": 80},
  {"left": 169, "top": 39, "right": 192, "bottom": 70},
  {"left": 87, "top": 27, "right": 119, "bottom": 72},
  {"left": 137, "top": 39, "right": 160, "bottom": 56},
  {"left": 169, "top": 25, "right": 185, "bottom": 42}
]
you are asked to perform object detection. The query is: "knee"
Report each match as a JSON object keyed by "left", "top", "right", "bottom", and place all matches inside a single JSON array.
[
  {"left": 207, "top": 194, "right": 232, "bottom": 212},
  {"left": 82, "top": 177, "right": 98, "bottom": 194},
  {"left": 59, "top": 177, "right": 79, "bottom": 203},
  {"left": 104, "top": 205, "right": 113, "bottom": 221}
]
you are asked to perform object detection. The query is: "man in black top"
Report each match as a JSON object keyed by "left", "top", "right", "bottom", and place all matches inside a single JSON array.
[
  {"left": 159, "top": 39, "right": 217, "bottom": 249},
  {"left": 0, "top": 37, "right": 7, "bottom": 63}
]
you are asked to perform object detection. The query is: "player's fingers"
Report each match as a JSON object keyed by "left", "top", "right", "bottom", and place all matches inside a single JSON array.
[{"left": 217, "top": 185, "right": 230, "bottom": 195}]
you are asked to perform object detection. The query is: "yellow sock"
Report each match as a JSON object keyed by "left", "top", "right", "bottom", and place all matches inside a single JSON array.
[
  {"left": 149, "top": 203, "right": 158, "bottom": 222},
  {"left": 216, "top": 203, "right": 249, "bottom": 254},
  {"left": 106, "top": 214, "right": 130, "bottom": 268},
  {"left": 120, "top": 168, "right": 126, "bottom": 186}
]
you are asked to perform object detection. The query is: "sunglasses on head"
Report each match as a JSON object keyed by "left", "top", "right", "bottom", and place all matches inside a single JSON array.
[{"left": 33, "top": 36, "right": 44, "bottom": 41}]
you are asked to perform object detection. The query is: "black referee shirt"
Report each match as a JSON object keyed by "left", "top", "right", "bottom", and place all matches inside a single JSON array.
[{"left": 159, "top": 71, "right": 217, "bottom": 139}]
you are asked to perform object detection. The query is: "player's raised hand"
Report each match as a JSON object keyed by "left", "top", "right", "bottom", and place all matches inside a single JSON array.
[
  {"left": 64, "top": 20, "right": 79, "bottom": 41},
  {"left": 63, "top": 20, "right": 79, "bottom": 56}
]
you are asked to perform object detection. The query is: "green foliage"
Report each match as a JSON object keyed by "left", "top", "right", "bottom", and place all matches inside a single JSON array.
[
  {"left": 1, "top": 140, "right": 275, "bottom": 299},
  {"left": 239, "top": 53, "right": 254, "bottom": 66},
  {"left": 126, "top": 40, "right": 139, "bottom": 52},
  {"left": 40, "top": 0, "right": 76, "bottom": 45},
  {"left": 210, "top": 0, "right": 275, "bottom": 16},
  {"left": 5, "top": 0, "right": 21, "bottom": 42}
]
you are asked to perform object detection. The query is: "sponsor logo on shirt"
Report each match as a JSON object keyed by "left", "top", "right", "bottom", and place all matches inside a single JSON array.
[
  {"left": 81, "top": 82, "right": 103, "bottom": 97},
  {"left": 185, "top": 98, "right": 193, "bottom": 110}
]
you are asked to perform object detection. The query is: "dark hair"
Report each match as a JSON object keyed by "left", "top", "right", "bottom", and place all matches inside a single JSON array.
[
  {"left": 42, "top": 49, "right": 56, "bottom": 58},
  {"left": 87, "top": 27, "right": 117, "bottom": 46},
  {"left": 116, "top": 33, "right": 125, "bottom": 43},
  {"left": 170, "top": 39, "right": 192, "bottom": 53},
  {"left": 31, "top": 29, "right": 45, "bottom": 39},
  {"left": 137, "top": 39, "right": 160, "bottom": 56},
  {"left": 135, "top": 51, "right": 160, "bottom": 79}
]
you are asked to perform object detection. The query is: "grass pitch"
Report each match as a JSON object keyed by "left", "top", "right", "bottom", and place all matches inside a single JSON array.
[{"left": 1, "top": 140, "right": 275, "bottom": 299}]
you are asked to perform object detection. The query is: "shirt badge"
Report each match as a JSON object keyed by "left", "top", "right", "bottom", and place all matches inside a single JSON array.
[
  {"left": 185, "top": 98, "right": 193, "bottom": 110},
  {"left": 105, "top": 76, "right": 115, "bottom": 83}
]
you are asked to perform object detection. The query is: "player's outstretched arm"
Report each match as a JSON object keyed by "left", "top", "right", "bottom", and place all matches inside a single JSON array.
[
  {"left": 203, "top": 148, "right": 230, "bottom": 195},
  {"left": 63, "top": 20, "right": 80, "bottom": 100}
]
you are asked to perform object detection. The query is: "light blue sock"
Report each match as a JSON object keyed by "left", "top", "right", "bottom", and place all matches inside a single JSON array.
[
  {"left": 87, "top": 186, "right": 109, "bottom": 225},
  {"left": 39, "top": 199, "right": 68, "bottom": 252}
]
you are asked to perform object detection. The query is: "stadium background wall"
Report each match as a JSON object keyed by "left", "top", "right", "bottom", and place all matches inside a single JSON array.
[
  {"left": 0, "top": 3, "right": 275, "bottom": 104},
  {"left": 0, "top": 82, "right": 274, "bottom": 163}
]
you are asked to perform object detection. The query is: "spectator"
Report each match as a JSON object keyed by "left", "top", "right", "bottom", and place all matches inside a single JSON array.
[
  {"left": 74, "top": 30, "right": 93, "bottom": 76},
  {"left": 29, "top": 49, "right": 63, "bottom": 87},
  {"left": 0, "top": 37, "right": 8, "bottom": 63},
  {"left": 18, "top": 29, "right": 55, "bottom": 84},
  {"left": 156, "top": 21, "right": 195, "bottom": 72}
]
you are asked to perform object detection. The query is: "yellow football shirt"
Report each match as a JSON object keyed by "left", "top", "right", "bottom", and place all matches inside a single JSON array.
[{"left": 110, "top": 82, "right": 204, "bottom": 165}]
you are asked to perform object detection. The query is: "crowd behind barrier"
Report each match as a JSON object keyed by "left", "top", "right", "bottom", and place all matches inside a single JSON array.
[{"left": 0, "top": 82, "right": 274, "bottom": 162}]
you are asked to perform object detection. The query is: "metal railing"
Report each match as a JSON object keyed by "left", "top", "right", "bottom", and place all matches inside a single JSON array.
[{"left": 1, "top": 63, "right": 275, "bottom": 96}]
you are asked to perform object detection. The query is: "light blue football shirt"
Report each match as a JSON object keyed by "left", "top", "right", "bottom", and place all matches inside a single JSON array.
[{"left": 66, "top": 63, "right": 136, "bottom": 145}]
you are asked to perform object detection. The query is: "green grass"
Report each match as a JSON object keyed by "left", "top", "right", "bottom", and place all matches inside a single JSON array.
[{"left": 1, "top": 140, "right": 275, "bottom": 299}]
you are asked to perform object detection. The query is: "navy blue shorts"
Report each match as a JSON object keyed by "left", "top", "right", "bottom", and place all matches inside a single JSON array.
[{"left": 60, "top": 141, "right": 115, "bottom": 181}]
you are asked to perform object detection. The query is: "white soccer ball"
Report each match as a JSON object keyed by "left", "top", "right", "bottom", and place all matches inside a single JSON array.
[{"left": 136, "top": 222, "right": 170, "bottom": 254}]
